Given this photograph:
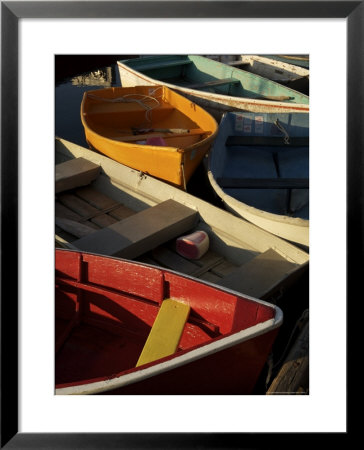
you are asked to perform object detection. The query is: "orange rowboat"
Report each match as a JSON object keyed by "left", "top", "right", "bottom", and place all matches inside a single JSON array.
[{"left": 80, "top": 85, "right": 218, "bottom": 189}]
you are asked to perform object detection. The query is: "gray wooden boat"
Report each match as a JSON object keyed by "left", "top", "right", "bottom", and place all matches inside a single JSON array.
[{"left": 55, "top": 137, "right": 309, "bottom": 301}]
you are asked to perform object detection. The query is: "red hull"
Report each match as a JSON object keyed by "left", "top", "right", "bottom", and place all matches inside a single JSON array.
[{"left": 55, "top": 249, "right": 282, "bottom": 394}]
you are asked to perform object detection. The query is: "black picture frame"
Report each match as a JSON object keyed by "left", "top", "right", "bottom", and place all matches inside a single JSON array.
[{"left": 1, "top": 1, "right": 357, "bottom": 448}]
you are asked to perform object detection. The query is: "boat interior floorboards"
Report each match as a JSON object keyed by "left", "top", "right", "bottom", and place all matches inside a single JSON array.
[{"left": 55, "top": 183, "right": 264, "bottom": 288}]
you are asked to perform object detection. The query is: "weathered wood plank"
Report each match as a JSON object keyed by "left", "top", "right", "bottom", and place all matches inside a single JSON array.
[
  {"left": 211, "top": 260, "right": 240, "bottom": 277},
  {"left": 55, "top": 157, "right": 100, "bottom": 193},
  {"left": 75, "top": 186, "right": 136, "bottom": 220},
  {"left": 136, "top": 298, "right": 190, "bottom": 367},
  {"left": 72, "top": 199, "right": 199, "bottom": 259},
  {"left": 199, "top": 271, "right": 223, "bottom": 284},
  {"left": 55, "top": 217, "right": 98, "bottom": 239},
  {"left": 109, "top": 205, "right": 136, "bottom": 221},
  {"left": 57, "top": 193, "right": 117, "bottom": 227},
  {"left": 190, "top": 252, "right": 225, "bottom": 277},
  {"left": 75, "top": 186, "right": 119, "bottom": 210},
  {"left": 56, "top": 201, "right": 89, "bottom": 223},
  {"left": 152, "top": 247, "right": 200, "bottom": 275},
  {"left": 267, "top": 316, "right": 309, "bottom": 394},
  {"left": 192, "top": 250, "right": 224, "bottom": 269},
  {"left": 218, "top": 248, "right": 298, "bottom": 298}
]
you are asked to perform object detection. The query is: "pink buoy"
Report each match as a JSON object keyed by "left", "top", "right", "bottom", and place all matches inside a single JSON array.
[{"left": 176, "top": 230, "right": 209, "bottom": 260}]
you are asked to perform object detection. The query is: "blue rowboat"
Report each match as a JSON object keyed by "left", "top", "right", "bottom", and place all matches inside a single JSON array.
[{"left": 207, "top": 111, "right": 309, "bottom": 247}]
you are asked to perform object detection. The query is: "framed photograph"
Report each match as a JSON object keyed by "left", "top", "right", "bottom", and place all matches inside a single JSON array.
[{"left": 2, "top": 1, "right": 357, "bottom": 448}]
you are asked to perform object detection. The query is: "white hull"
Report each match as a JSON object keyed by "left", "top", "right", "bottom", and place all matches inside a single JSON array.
[
  {"left": 207, "top": 165, "right": 309, "bottom": 248},
  {"left": 237, "top": 55, "right": 309, "bottom": 82}
]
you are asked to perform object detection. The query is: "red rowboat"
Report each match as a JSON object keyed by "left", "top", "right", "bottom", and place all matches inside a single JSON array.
[{"left": 55, "top": 249, "right": 283, "bottom": 395}]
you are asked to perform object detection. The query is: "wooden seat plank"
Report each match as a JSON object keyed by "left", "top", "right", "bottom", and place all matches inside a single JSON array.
[
  {"left": 55, "top": 157, "right": 100, "bottom": 193},
  {"left": 136, "top": 298, "right": 190, "bottom": 367},
  {"left": 187, "top": 77, "right": 240, "bottom": 90},
  {"left": 116, "top": 128, "right": 209, "bottom": 143},
  {"left": 218, "top": 248, "right": 298, "bottom": 298},
  {"left": 72, "top": 199, "right": 199, "bottom": 259},
  {"left": 226, "top": 136, "right": 309, "bottom": 147}
]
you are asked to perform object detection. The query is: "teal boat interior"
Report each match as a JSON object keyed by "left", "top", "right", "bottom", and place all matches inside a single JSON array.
[
  {"left": 119, "top": 55, "right": 309, "bottom": 105},
  {"left": 210, "top": 112, "right": 309, "bottom": 219}
]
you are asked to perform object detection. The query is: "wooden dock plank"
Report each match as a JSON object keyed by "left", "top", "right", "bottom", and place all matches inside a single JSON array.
[
  {"left": 136, "top": 298, "right": 190, "bottom": 367},
  {"left": 267, "top": 314, "right": 309, "bottom": 394},
  {"left": 55, "top": 157, "right": 100, "bottom": 193},
  {"left": 72, "top": 199, "right": 198, "bottom": 259}
]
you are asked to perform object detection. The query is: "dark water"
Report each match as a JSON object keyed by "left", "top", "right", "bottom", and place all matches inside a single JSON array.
[
  {"left": 55, "top": 57, "right": 309, "bottom": 393},
  {"left": 55, "top": 62, "right": 120, "bottom": 148}
]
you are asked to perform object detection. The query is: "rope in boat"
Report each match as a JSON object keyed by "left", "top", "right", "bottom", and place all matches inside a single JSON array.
[
  {"left": 274, "top": 118, "right": 290, "bottom": 144},
  {"left": 87, "top": 88, "right": 164, "bottom": 124}
]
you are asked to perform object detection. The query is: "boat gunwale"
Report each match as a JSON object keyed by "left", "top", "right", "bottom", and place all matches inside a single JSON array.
[{"left": 55, "top": 248, "right": 283, "bottom": 395}]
